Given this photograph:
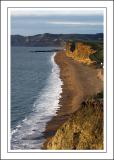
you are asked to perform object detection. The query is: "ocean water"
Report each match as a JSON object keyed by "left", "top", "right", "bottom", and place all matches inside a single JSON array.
[{"left": 11, "top": 47, "right": 63, "bottom": 150}]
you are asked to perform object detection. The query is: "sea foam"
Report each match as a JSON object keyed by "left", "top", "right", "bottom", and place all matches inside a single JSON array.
[{"left": 11, "top": 52, "right": 63, "bottom": 150}]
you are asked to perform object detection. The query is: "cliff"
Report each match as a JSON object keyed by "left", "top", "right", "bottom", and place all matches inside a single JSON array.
[
  {"left": 46, "top": 94, "right": 103, "bottom": 150},
  {"left": 65, "top": 40, "right": 103, "bottom": 66},
  {"left": 66, "top": 41, "right": 96, "bottom": 64}
]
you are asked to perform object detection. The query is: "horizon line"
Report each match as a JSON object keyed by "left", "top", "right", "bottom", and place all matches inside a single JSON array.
[{"left": 11, "top": 32, "right": 103, "bottom": 37}]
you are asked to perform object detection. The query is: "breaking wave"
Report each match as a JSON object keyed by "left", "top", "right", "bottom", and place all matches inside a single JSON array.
[{"left": 11, "top": 52, "right": 63, "bottom": 150}]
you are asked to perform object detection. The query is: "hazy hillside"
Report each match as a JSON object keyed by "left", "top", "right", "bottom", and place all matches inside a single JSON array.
[{"left": 11, "top": 33, "right": 103, "bottom": 47}]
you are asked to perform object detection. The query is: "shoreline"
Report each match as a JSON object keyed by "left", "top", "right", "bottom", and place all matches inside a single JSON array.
[{"left": 43, "top": 51, "right": 103, "bottom": 149}]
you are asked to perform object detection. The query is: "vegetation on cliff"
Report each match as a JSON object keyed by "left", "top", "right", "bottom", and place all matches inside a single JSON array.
[
  {"left": 46, "top": 93, "right": 103, "bottom": 150},
  {"left": 88, "top": 41, "right": 103, "bottom": 64},
  {"left": 65, "top": 40, "right": 103, "bottom": 65}
]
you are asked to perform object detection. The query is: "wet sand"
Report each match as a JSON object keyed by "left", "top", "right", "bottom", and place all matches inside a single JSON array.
[{"left": 43, "top": 51, "right": 103, "bottom": 148}]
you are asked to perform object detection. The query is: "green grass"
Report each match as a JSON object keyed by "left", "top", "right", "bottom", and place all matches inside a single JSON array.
[{"left": 86, "top": 41, "right": 103, "bottom": 64}]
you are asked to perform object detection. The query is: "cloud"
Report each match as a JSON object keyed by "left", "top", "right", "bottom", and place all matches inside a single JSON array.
[
  {"left": 48, "top": 21, "right": 103, "bottom": 26},
  {"left": 11, "top": 8, "right": 104, "bottom": 17}
]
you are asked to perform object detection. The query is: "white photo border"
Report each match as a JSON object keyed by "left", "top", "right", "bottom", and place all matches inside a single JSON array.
[
  {"left": 1, "top": 1, "right": 113, "bottom": 160},
  {"left": 7, "top": 6, "right": 107, "bottom": 154}
]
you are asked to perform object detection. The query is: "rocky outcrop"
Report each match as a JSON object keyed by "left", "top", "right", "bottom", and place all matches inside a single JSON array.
[{"left": 46, "top": 97, "right": 103, "bottom": 150}]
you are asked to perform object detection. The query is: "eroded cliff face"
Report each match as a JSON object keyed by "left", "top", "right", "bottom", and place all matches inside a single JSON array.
[
  {"left": 66, "top": 42, "right": 96, "bottom": 64},
  {"left": 46, "top": 97, "right": 103, "bottom": 150}
]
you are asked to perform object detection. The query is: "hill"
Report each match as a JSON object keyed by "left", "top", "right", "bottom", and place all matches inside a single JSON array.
[{"left": 11, "top": 33, "right": 103, "bottom": 47}]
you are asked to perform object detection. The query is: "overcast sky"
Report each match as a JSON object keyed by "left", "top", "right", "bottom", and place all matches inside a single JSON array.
[{"left": 11, "top": 9, "right": 104, "bottom": 35}]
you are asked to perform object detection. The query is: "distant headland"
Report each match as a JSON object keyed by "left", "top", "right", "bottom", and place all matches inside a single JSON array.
[{"left": 11, "top": 33, "right": 103, "bottom": 47}]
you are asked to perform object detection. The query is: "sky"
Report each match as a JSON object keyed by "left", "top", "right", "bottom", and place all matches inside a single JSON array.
[{"left": 11, "top": 8, "right": 104, "bottom": 36}]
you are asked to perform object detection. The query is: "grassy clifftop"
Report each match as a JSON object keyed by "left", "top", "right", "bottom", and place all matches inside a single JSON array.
[{"left": 46, "top": 93, "right": 103, "bottom": 150}]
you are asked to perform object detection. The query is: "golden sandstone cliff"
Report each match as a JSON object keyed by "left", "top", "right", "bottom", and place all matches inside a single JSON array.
[
  {"left": 47, "top": 96, "right": 103, "bottom": 150},
  {"left": 66, "top": 41, "right": 96, "bottom": 64}
]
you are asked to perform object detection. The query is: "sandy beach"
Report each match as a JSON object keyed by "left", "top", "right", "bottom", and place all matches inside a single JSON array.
[{"left": 43, "top": 51, "right": 103, "bottom": 148}]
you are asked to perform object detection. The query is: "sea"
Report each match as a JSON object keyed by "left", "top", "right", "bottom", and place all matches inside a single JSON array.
[{"left": 11, "top": 47, "right": 63, "bottom": 150}]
